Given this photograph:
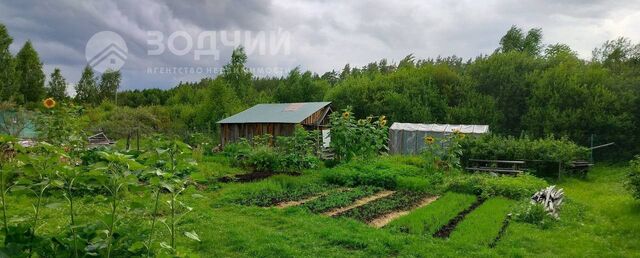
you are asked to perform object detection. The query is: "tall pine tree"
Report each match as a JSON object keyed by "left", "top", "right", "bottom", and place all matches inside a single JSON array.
[
  {"left": 15, "top": 40, "right": 45, "bottom": 103},
  {"left": 75, "top": 65, "right": 98, "bottom": 104},
  {"left": 0, "top": 24, "right": 16, "bottom": 101},
  {"left": 47, "top": 68, "right": 67, "bottom": 100}
]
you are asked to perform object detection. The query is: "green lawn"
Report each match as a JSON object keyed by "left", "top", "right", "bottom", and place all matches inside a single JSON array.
[{"left": 1, "top": 163, "right": 638, "bottom": 257}]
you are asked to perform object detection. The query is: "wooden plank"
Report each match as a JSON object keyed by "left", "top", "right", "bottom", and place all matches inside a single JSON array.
[{"left": 468, "top": 159, "right": 525, "bottom": 164}]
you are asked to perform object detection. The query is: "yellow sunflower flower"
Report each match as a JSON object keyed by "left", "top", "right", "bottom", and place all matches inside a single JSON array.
[
  {"left": 342, "top": 111, "right": 350, "bottom": 119},
  {"left": 43, "top": 98, "right": 56, "bottom": 109},
  {"left": 424, "top": 136, "right": 435, "bottom": 145}
]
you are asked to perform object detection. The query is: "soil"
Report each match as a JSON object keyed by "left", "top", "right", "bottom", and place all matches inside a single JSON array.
[
  {"left": 324, "top": 190, "right": 396, "bottom": 217},
  {"left": 368, "top": 195, "right": 440, "bottom": 228},
  {"left": 489, "top": 214, "right": 512, "bottom": 248},
  {"left": 218, "top": 171, "right": 301, "bottom": 183},
  {"left": 432, "top": 197, "right": 486, "bottom": 238}
]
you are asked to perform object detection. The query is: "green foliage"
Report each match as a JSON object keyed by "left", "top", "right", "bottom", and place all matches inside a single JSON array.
[
  {"left": 98, "top": 69, "right": 121, "bottom": 102},
  {"left": 513, "top": 202, "right": 555, "bottom": 229},
  {"left": 386, "top": 192, "right": 477, "bottom": 235},
  {"left": 461, "top": 134, "right": 589, "bottom": 167},
  {"left": 329, "top": 107, "right": 388, "bottom": 162},
  {"left": 14, "top": 41, "right": 45, "bottom": 104},
  {"left": 446, "top": 173, "right": 547, "bottom": 200},
  {"left": 625, "top": 155, "right": 640, "bottom": 200},
  {"left": 223, "top": 127, "right": 320, "bottom": 173},
  {"left": 222, "top": 175, "right": 327, "bottom": 207},
  {"left": 337, "top": 191, "right": 427, "bottom": 222},
  {"left": 274, "top": 67, "right": 328, "bottom": 103},
  {"left": 35, "top": 101, "right": 87, "bottom": 147},
  {"left": 75, "top": 65, "right": 99, "bottom": 105},
  {"left": 421, "top": 132, "right": 464, "bottom": 171},
  {"left": 301, "top": 186, "right": 382, "bottom": 213},
  {"left": 0, "top": 24, "right": 16, "bottom": 101},
  {"left": 46, "top": 68, "right": 68, "bottom": 100},
  {"left": 321, "top": 156, "right": 445, "bottom": 193}
]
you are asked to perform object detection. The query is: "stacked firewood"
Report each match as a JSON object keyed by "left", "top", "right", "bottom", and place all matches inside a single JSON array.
[{"left": 531, "top": 185, "right": 564, "bottom": 218}]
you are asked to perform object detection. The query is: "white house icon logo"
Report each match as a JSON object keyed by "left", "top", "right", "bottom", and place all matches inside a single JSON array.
[{"left": 85, "top": 31, "right": 128, "bottom": 72}]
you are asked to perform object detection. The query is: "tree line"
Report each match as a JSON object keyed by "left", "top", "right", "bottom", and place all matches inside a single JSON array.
[
  {"left": 0, "top": 24, "right": 122, "bottom": 106},
  {"left": 1, "top": 22, "right": 639, "bottom": 159}
]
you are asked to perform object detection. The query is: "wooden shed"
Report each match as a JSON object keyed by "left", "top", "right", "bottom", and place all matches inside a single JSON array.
[{"left": 217, "top": 102, "right": 332, "bottom": 146}]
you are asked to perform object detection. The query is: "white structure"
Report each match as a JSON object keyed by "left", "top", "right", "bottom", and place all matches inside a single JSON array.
[{"left": 388, "top": 123, "right": 489, "bottom": 155}]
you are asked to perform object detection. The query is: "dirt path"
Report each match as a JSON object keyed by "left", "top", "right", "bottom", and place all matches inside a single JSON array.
[
  {"left": 276, "top": 188, "right": 349, "bottom": 208},
  {"left": 323, "top": 190, "right": 395, "bottom": 217},
  {"left": 368, "top": 195, "right": 440, "bottom": 228}
]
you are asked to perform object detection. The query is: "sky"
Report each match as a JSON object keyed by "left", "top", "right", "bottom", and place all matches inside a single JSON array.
[{"left": 1, "top": 0, "right": 640, "bottom": 91}]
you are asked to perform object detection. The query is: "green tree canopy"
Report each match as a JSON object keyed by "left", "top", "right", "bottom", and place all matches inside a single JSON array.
[
  {"left": 15, "top": 40, "right": 45, "bottom": 103},
  {"left": 46, "top": 68, "right": 68, "bottom": 100},
  {"left": 75, "top": 65, "right": 99, "bottom": 105}
]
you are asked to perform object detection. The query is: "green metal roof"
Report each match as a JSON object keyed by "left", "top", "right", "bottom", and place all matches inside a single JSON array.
[{"left": 217, "top": 102, "right": 331, "bottom": 124}]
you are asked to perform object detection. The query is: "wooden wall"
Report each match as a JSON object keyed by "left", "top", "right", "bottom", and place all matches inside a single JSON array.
[
  {"left": 219, "top": 123, "right": 296, "bottom": 146},
  {"left": 219, "top": 105, "right": 332, "bottom": 146}
]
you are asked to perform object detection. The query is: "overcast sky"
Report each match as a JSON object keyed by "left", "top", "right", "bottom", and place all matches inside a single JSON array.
[{"left": 1, "top": 0, "right": 639, "bottom": 91}]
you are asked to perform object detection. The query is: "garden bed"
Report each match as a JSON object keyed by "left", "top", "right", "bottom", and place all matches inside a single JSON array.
[
  {"left": 369, "top": 195, "right": 439, "bottom": 228},
  {"left": 432, "top": 196, "right": 486, "bottom": 238},
  {"left": 386, "top": 192, "right": 478, "bottom": 235},
  {"left": 301, "top": 186, "right": 383, "bottom": 213},
  {"left": 335, "top": 191, "right": 429, "bottom": 223},
  {"left": 448, "top": 197, "right": 516, "bottom": 245}
]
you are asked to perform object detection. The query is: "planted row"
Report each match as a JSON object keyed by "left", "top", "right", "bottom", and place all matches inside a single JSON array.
[
  {"left": 301, "top": 186, "right": 382, "bottom": 213},
  {"left": 386, "top": 192, "right": 477, "bottom": 235},
  {"left": 224, "top": 175, "right": 329, "bottom": 207},
  {"left": 336, "top": 191, "right": 427, "bottom": 222},
  {"left": 448, "top": 197, "right": 516, "bottom": 246}
]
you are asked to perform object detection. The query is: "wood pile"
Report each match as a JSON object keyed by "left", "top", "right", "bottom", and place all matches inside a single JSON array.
[{"left": 531, "top": 185, "right": 564, "bottom": 218}]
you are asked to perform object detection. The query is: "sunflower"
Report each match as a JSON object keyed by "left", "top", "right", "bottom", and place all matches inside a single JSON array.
[
  {"left": 342, "top": 111, "right": 350, "bottom": 119},
  {"left": 380, "top": 119, "right": 387, "bottom": 126},
  {"left": 43, "top": 98, "right": 56, "bottom": 109},
  {"left": 458, "top": 133, "right": 466, "bottom": 139},
  {"left": 424, "top": 136, "right": 435, "bottom": 145}
]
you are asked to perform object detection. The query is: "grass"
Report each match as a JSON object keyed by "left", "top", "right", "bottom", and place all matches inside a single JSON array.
[
  {"left": 1, "top": 158, "right": 639, "bottom": 257},
  {"left": 494, "top": 165, "right": 640, "bottom": 257},
  {"left": 300, "top": 186, "right": 382, "bottom": 213},
  {"left": 448, "top": 197, "right": 516, "bottom": 245},
  {"left": 386, "top": 192, "right": 478, "bottom": 235}
]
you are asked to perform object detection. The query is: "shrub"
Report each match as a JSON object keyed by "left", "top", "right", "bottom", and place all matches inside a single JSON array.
[
  {"left": 223, "top": 127, "right": 320, "bottom": 173},
  {"left": 513, "top": 202, "right": 555, "bottom": 229},
  {"left": 626, "top": 156, "right": 640, "bottom": 200},
  {"left": 461, "top": 135, "right": 589, "bottom": 167},
  {"left": 446, "top": 173, "right": 547, "bottom": 200}
]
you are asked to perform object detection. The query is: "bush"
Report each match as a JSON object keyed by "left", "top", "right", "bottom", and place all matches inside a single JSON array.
[
  {"left": 222, "top": 126, "right": 320, "bottom": 173},
  {"left": 446, "top": 173, "right": 547, "bottom": 200},
  {"left": 461, "top": 135, "right": 589, "bottom": 166},
  {"left": 626, "top": 156, "right": 640, "bottom": 200},
  {"left": 513, "top": 202, "right": 555, "bottom": 229},
  {"left": 321, "top": 157, "right": 445, "bottom": 193}
]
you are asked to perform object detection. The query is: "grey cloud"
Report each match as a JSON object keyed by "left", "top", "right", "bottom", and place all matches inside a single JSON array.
[{"left": 1, "top": 0, "right": 639, "bottom": 90}]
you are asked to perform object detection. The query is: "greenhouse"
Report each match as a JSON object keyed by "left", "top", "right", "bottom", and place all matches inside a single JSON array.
[{"left": 389, "top": 123, "right": 490, "bottom": 155}]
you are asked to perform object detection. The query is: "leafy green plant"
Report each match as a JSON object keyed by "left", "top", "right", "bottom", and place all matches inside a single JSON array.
[
  {"left": 625, "top": 155, "right": 640, "bottom": 200},
  {"left": 513, "top": 202, "right": 555, "bottom": 229},
  {"left": 329, "top": 107, "right": 388, "bottom": 162},
  {"left": 446, "top": 173, "right": 547, "bottom": 200},
  {"left": 421, "top": 131, "right": 464, "bottom": 171},
  {"left": 91, "top": 151, "right": 143, "bottom": 258}
]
